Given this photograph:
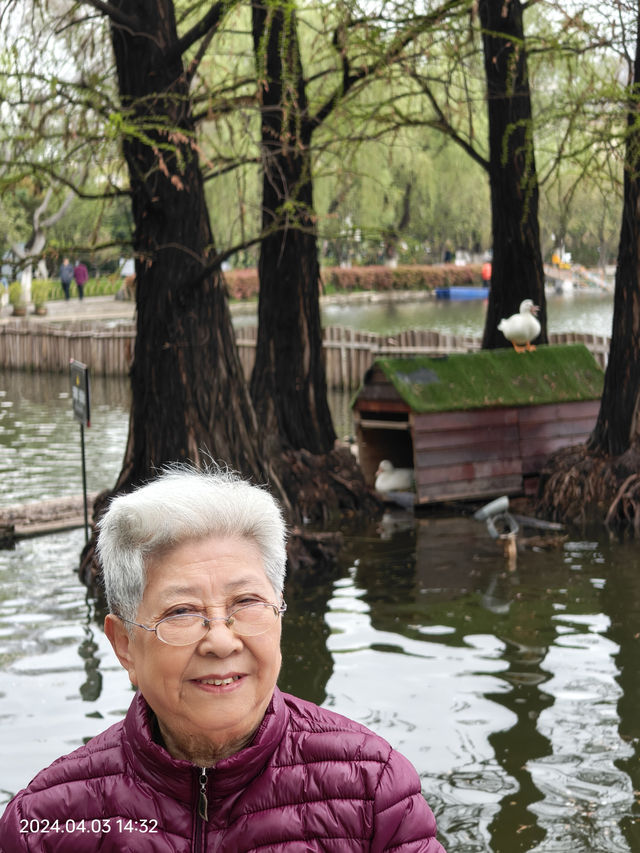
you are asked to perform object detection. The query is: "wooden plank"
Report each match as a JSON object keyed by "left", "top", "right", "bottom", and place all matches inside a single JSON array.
[
  {"left": 416, "top": 474, "right": 523, "bottom": 503},
  {"left": 355, "top": 399, "right": 411, "bottom": 413},
  {"left": 521, "top": 436, "right": 591, "bottom": 474},
  {"left": 517, "top": 400, "right": 600, "bottom": 425},
  {"left": 416, "top": 457, "right": 522, "bottom": 486},
  {"left": 358, "top": 419, "right": 410, "bottom": 430},
  {"left": 413, "top": 423, "right": 520, "bottom": 451},
  {"left": 518, "top": 416, "right": 597, "bottom": 440},
  {"left": 522, "top": 433, "right": 591, "bottom": 455},
  {"left": 0, "top": 323, "right": 610, "bottom": 390},
  {"left": 415, "top": 440, "right": 521, "bottom": 468},
  {"left": 412, "top": 407, "right": 519, "bottom": 432}
]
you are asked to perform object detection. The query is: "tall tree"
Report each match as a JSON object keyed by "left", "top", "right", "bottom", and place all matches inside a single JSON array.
[
  {"left": 587, "top": 23, "right": 640, "bottom": 459},
  {"left": 478, "top": 0, "right": 547, "bottom": 348},
  {"left": 250, "top": 0, "right": 336, "bottom": 455},
  {"left": 537, "top": 4, "right": 640, "bottom": 527},
  {"left": 248, "top": 0, "right": 468, "bottom": 460},
  {"left": 94, "top": 0, "right": 284, "bottom": 496}
]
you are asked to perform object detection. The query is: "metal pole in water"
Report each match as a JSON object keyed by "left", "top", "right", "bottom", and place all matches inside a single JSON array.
[
  {"left": 80, "top": 422, "right": 89, "bottom": 543},
  {"left": 70, "top": 360, "right": 91, "bottom": 544}
]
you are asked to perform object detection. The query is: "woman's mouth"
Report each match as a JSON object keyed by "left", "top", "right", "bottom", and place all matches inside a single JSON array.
[{"left": 194, "top": 675, "right": 242, "bottom": 687}]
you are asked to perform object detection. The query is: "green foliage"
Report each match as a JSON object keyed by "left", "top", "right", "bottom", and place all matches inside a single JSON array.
[
  {"left": 31, "top": 280, "right": 51, "bottom": 307},
  {"left": 37, "top": 276, "right": 122, "bottom": 301},
  {"left": 83, "top": 277, "right": 123, "bottom": 297},
  {"left": 8, "top": 281, "right": 23, "bottom": 306},
  {"left": 0, "top": 0, "right": 631, "bottom": 278}
]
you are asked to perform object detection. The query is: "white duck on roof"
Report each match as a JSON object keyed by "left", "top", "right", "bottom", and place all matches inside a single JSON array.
[
  {"left": 375, "top": 460, "right": 414, "bottom": 492},
  {"left": 498, "top": 299, "right": 541, "bottom": 352}
]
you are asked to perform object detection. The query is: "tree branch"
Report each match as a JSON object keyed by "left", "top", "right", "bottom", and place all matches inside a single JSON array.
[
  {"left": 309, "top": 0, "right": 468, "bottom": 132},
  {"left": 409, "top": 73, "right": 489, "bottom": 172},
  {"left": 166, "top": 0, "right": 233, "bottom": 64},
  {"left": 79, "top": 0, "right": 138, "bottom": 31},
  {"left": 40, "top": 190, "right": 75, "bottom": 229}
]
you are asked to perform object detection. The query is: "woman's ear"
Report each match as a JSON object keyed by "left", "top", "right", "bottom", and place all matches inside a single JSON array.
[{"left": 104, "top": 614, "right": 138, "bottom": 687}]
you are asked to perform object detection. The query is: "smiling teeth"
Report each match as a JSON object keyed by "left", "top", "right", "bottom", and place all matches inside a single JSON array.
[{"left": 199, "top": 676, "right": 240, "bottom": 686}]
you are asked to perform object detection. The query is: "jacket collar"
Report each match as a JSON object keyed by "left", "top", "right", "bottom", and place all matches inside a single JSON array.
[{"left": 122, "top": 688, "right": 289, "bottom": 801}]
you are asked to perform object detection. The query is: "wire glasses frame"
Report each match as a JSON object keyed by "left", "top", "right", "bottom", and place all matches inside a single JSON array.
[{"left": 119, "top": 601, "right": 287, "bottom": 646}]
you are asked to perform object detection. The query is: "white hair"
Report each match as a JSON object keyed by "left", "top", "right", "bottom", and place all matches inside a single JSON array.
[{"left": 96, "top": 464, "right": 287, "bottom": 621}]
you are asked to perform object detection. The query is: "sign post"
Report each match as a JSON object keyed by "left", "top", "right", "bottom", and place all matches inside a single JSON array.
[{"left": 70, "top": 360, "right": 91, "bottom": 543}]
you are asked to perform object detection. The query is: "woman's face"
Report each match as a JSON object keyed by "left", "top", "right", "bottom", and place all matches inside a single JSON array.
[{"left": 105, "top": 535, "right": 282, "bottom": 764}]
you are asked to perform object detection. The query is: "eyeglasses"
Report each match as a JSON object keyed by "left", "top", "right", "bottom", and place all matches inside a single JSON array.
[{"left": 119, "top": 601, "right": 287, "bottom": 646}]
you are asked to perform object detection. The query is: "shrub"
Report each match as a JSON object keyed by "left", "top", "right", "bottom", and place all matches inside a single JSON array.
[
  {"left": 31, "top": 280, "right": 52, "bottom": 307},
  {"left": 320, "top": 263, "right": 483, "bottom": 292},
  {"left": 83, "top": 277, "right": 121, "bottom": 297},
  {"left": 8, "top": 281, "right": 24, "bottom": 306},
  {"left": 205, "top": 263, "right": 484, "bottom": 300},
  {"left": 44, "top": 277, "right": 122, "bottom": 300},
  {"left": 224, "top": 268, "right": 260, "bottom": 300}
]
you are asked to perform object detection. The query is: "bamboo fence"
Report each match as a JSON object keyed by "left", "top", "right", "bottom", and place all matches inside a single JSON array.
[{"left": 0, "top": 319, "right": 610, "bottom": 391}]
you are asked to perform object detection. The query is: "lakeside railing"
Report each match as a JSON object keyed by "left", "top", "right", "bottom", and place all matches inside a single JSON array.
[{"left": 0, "top": 320, "right": 610, "bottom": 391}]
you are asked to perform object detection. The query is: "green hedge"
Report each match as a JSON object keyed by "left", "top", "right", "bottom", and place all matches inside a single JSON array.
[
  {"left": 224, "top": 264, "right": 483, "bottom": 300},
  {"left": 14, "top": 277, "right": 123, "bottom": 302},
  {"left": 11, "top": 265, "right": 484, "bottom": 304}
]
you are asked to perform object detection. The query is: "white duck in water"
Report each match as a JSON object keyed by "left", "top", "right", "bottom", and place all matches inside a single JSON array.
[
  {"left": 498, "top": 299, "right": 541, "bottom": 352},
  {"left": 375, "top": 460, "right": 414, "bottom": 492}
]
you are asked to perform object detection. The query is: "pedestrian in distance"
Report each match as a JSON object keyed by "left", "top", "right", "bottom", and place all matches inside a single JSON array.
[
  {"left": 73, "top": 260, "right": 89, "bottom": 300},
  {"left": 59, "top": 257, "right": 74, "bottom": 300},
  {"left": 0, "top": 464, "right": 447, "bottom": 853}
]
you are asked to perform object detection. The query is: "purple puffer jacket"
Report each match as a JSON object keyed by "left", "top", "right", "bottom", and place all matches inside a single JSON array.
[{"left": 0, "top": 688, "right": 446, "bottom": 852}]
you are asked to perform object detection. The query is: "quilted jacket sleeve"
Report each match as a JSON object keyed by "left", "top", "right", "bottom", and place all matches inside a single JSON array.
[
  {"left": 371, "top": 747, "right": 447, "bottom": 853},
  {"left": 0, "top": 795, "right": 32, "bottom": 853}
]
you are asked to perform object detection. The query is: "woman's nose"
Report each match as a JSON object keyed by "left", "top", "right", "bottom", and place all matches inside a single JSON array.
[{"left": 196, "top": 618, "right": 243, "bottom": 656}]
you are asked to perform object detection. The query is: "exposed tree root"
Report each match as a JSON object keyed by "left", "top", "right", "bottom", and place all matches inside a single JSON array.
[
  {"left": 278, "top": 446, "right": 383, "bottom": 527},
  {"left": 536, "top": 442, "right": 640, "bottom": 534},
  {"left": 277, "top": 445, "right": 384, "bottom": 576},
  {"left": 79, "top": 447, "right": 383, "bottom": 598},
  {"left": 605, "top": 473, "right": 640, "bottom": 535}
]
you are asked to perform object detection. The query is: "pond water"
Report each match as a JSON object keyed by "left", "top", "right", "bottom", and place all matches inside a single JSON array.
[
  {"left": 320, "top": 289, "right": 613, "bottom": 339},
  {"left": 2, "top": 293, "right": 639, "bottom": 852}
]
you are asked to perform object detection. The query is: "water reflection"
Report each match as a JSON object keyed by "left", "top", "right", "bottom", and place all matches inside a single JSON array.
[
  {"left": 2, "top": 371, "right": 640, "bottom": 851},
  {"left": 0, "top": 371, "right": 130, "bottom": 504},
  {"left": 0, "top": 529, "right": 136, "bottom": 809}
]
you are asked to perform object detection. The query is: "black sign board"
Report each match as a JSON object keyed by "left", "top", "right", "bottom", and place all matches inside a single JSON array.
[{"left": 70, "top": 359, "right": 91, "bottom": 427}]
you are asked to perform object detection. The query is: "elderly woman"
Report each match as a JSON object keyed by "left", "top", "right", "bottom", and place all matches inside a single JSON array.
[{"left": 0, "top": 466, "right": 446, "bottom": 852}]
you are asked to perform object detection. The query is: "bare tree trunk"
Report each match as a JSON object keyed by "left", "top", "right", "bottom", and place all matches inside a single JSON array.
[
  {"left": 478, "top": 0, "right": 547, "bottom": 349},
  {"left": 250, "top": 0, "right": 336, "bottom": 455},
  {"left": 535, "top": 14, "right": 640, "bottom": 530},
  {"left": 104, "top": 1, "right": 278, "bottom": 496},
  {"left": 588, "top": 19, "right": 640, "bottom": 457}
]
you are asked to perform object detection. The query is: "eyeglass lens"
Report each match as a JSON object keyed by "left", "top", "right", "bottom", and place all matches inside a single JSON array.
[{"left": 156, "top": 603, "right": 280, "bottom": 644}]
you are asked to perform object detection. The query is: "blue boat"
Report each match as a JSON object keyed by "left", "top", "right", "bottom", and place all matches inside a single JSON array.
[{"left": 436, "top": 286, "right": 489, "bottom": 300}]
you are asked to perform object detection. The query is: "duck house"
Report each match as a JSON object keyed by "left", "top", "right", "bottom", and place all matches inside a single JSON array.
[{"left": 352, "top": 344, "right": 604, "bottom": 505}]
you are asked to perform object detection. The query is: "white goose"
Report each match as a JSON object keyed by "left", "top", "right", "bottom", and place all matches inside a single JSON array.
[
  {"left": 375, "top": 460, "right": 414, "bottom": 493},
  {"left": 498, "top": 299, "right": 541, "bottom": 352}
]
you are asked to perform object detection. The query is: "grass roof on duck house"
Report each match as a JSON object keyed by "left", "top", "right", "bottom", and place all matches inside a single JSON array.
[{"left": 364, "top": 344, "right": 604, "bottom": 413}]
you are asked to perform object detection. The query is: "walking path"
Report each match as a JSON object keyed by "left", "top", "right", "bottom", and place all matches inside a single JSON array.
[
  {"left": 1, "top": 294, "right": 136, "bottom": 323},
  {"left": 1, "top": 286, "right": 437, "bottom": 325}
]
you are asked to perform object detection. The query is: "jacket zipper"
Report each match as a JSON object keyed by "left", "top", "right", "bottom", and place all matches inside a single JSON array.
[{"left": 193, "top": 766, "right": 208, "bottom": 852}]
